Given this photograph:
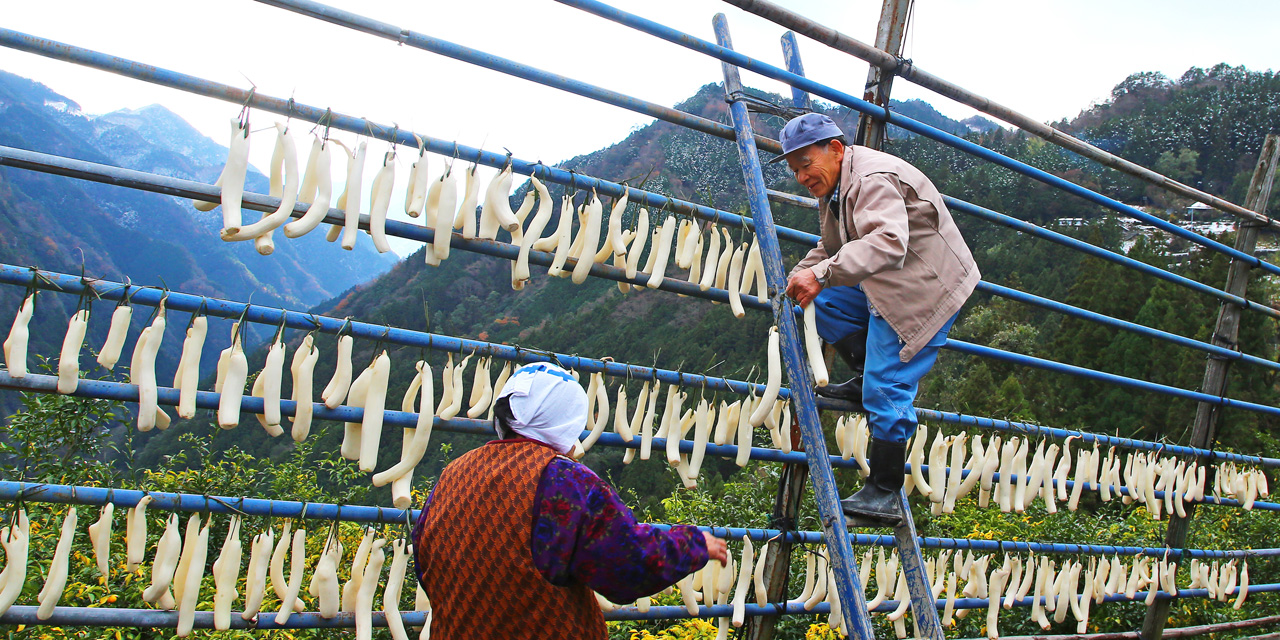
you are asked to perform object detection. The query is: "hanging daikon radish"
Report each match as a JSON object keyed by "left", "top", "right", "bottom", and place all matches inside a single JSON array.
[
  {"left": 664, "top": 388, "right": 688, "bottom": 466},
  {"left": 696, "top": 223, "right": 723, "bottom": 291},
  {"left": 256, "top": 334, "right": 288, "bottom": 436},
  {"left": 452, "top": 163, "right": 480, "bottom": 239},
  {"left": 268, "top": 521, "right": 295, "bottom": 605},
  {"left": 322, "top": 334, "right": 355, "bottom": 408},
  {"left": 1041, "top": 444, "right": 1061, "bottom": 513},
  {"left": 223, "top": 123, "right": 298, "bottom": 249},
  {"left": 353, "top": 537, "right": 386, "bottom": 640},
  {"left": 133, "top": 306, "right": 166, "bottom": 432},
  {"left": 356, "top": 351, "right": 391, "bottom": 472},
  {"left": 343, "top": 528, "right": 376, "bottom": 613},
  {"left": 582, "top": 372, "right": 611, "bottom": 451},
  {"left": 1056, "top": 437, "right": 1077, "bottom": 502},
  {"left": 676, "top": 573, "right": 699, "bottom": 615},
  {"left": 646, "top": 217, "right": 678, "bottom": 288},
  {"left": 996, "top": 436, "right": 1019, "bottom": 512},
  {"left": 545, "top": 195, "right": 577, "bottom": 277},
  {"left": 735, "top": 393, "right": 755, "bottom": 467},
  {"left": 724, "top": 242, "right": 748, "bottom": 318},
  {"left": 212, "top": 515, "right": 242, "bottom": 630},
  {"left": 374, "top": 361, "right": 435, "bottom": 487},
  {"left": 169, "top": 315, "right": 207, "bottom": 419},
  {"left": 1018, "top": 440, "right": 1039, "bottom": 509},
  {"left": 752, "top": 539, "right": 771, "bottom": 606},
  {"left": 1233, "top": 559, "right": 1249, "bottom": 609},
  {"left": 673, "top": 220, "right": 693, "bottom": 269},
  {"left": 123, "top": 494, "right": 154, "bottom": 572},
  {"left": 906, "top": 425, "right": 933, "bottom": 499},
  {"left": 55, "top": 308, "right": 89, "bottom": 393},
  {"left": 512, "top": 176, "right": 555, "bottom": 287},
  {"left": 624, "top": 209, "right": 651, "bottom": 279},
  {"left": 218, "top": 326, "right": 248, "bottom": 429},
  {"left": 466, "top": 357, "right": 493, "bottom": 419},
  {"left": 978, "top": 435, "right": 1001, "bottom": 507},
  {"left": 338, "top": 141, "right": 368, "bottom": 250},
  {"left": 430, "top": 167, "right": 458, "bottom": 261},
  {"left": 87, "top": 502, "right": 114, "bottom": 577},
  {"left": 92, "top": 298, "right": 132, "bottom": 371},
  {"left": 798, "top": 302, "right": 830, "bottom": 387},
  {"left": 778, "top": 401, "right": 792, "bottom": 453},
  {"left": 175, "top": 517, "right": 209, "bottom": 637},
  {"left": 315, "top": 538, "right": 342, "bottom": 619},
  {"left": 613, "top": 384, "right": 633, "bottom": 442},
  {"left": 687, "top": 398, "right": 714, "bottom": 479},
  {"left": 197, "top": 119, "right": 250, "bottom": 228},
  {"left": 405, "top": 150, "right": 430, "bottom": 218},
  {"left": 803, "top": 553, "right": 829, "bottom": 610},
  {"left": 606, "top": 190, "right": 630, "bottom": 256},
  {"left": 482, "top": 164, "right": 519, "bottom": 238},
  {"left": 275, "top": 527, "right": 308, "bottom": 624},
  {"left": 1012, "top": 439, "right": 1036, "bottom": 512},
  {"left": 570, "top": 190, "right": 605, "bottom": 284},
  {"left": 362, "top": 150, "right": 396, "bottom": 254},
  {"left": 285, "top": 136, "right": 334, "bottom": 238},
  {"left": 1077, "top": 562, "right": 1095, "bottom": 632},
  {"left": 792, "top": 552, "right": 816, "bottom": 605},
  {"left": 383, "top": 539, "right": 411, "bottom": 640},
  {"left": 730, "top": 536, "right": 754, "bottom": 627},
  {"left": 986, "top": 565, "right": 1010, "bottom": 640},
  {"left": 0, "top": 510, "right": 29, "bottom": 617},
  {"left": 1053, "top": 561, "right": 1078, "bottom": 624},
  {"left": 639, "top": 381, "right": 661, "bottom": 460},
  {"left": 339, "top": 360, "right": 375, "bottom": 460},
  {"left": 143, "top": 514, "right": 181, "bottom": 606},
  {"left": 887, "top": 569, "right": 911, "bottom": 621},
  {"left": 743, "top": 236, "right": 768, "bottom": 303},
  {"left": 289, "top": 336, "right": 319, "bottom": 441},
  {"left": 240, "top": 528, "right": 273, "bottom": 619},
  {"left": 748, "top": 327, "right": 781, "bottom": 427},
  {"left": 943, "top": 431, "right": 968, "bottom": 513},
  {"left": 928, "top": 432, "right": 949, "bottom": 505},
  {"left": 36, "top": 507, "right": 77, "bottom": 620}
]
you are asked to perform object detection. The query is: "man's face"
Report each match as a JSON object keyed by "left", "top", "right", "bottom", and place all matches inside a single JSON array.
[{"left": 785, "top": 140, "right": 844, "bottom": 199}]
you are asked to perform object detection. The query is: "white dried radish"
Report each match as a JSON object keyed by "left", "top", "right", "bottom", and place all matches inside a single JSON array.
[
  {"left": 143, "top": 513, "right": 181, "bottom": 606},
  {"left": 800, "top": 302, "right": 828, "bottom": 387},
  {"left": 405, "top": 151, "right": 430, "bottom": 218},
  {"left": 570, "top": 190, "right": 605, "bottom": 284},
  {"left": 218, "top": 328, "right": 248, "bottom": 428},
  {"left": 240, "top": 528, "right": 274, "bottom": 619},
  {"left": 338, "top": 141, "right": 369, "bottom": 250},
  {"left": 748, "top": 327, "right": 781, "bottom": 427},
  {"left": 431, "top": 168, "right": 459, "bottom": 261},
  {"left": 56, "top": 308, "right": 89, "bottom": 393},
  {"left": 202, "top": 118, "right": 250, "bottom": 229},
  {"left": 466, "top": 357, "right": 493, "bottom": 419},
  {"left": 321, "top": 334, "right": 355, "bottom": 409},
  {"left": 730, "top": 536, "right": 754, "bottom": 627},
  {"left": 384, "top": 539, "right": 411, "bottom": 640},
  {"left": 176, "top": 517, "right": 210, "bottom": 637},
  {"left": 315, "top": 538, "right": 342, "bottom": 619},
  {"left": 0, "top": 510, "right": 30, "bottom": 617},
  {"left": 124, "top": 495, "right": 154, "bottom": 572},
  {"left": 94, "top": 301, "right": 132, "bottom": 370},
  {"left": 212, "top": 515, "right": 242, "bottom": 630},
  {"left": 725, "top": 242, "right": 748, "bottom": 318},
  {"left": 375, "top": 360, "right": 435, "bottom": 487},
  {"left": 285, "top": 137, "right": 335, "bottom": 238},
  {"left": 646, "top": 217, "right": 677, "bottom": 288},
  {"left": 223, "top": 123, "right": 298, "bottom": 250},
  {"left": 275, "top": 527, "right": 308, "bottom": 624},
  {"left": 358, "top": 350, "right": 392, "bottom": 472},
  {"left": 87, "top": 503, "right": 114, "bottom": 576},
  {"left": 133, "top": 308, "right": 165, "bottom": 431},
  {"left": 36, "top": 507, "right": 77, "bottom": 620},
  {"left": 356, "top": 539, "right": 388, "bottom": 640}
]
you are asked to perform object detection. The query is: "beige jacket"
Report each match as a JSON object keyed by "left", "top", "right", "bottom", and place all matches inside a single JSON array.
[{"left": 790, "top": 146, "right": 980, "bottom": 362}]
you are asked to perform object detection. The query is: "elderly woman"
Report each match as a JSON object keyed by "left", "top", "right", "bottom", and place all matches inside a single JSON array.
[
  {"left": 777, "top": 113, "right": 980, "bottom": 527},
  {"left": 413, "top": 362, "right": 728, "bottom": 639}
]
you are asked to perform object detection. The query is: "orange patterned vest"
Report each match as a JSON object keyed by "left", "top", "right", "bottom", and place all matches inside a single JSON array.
[{"left": 416, "top": 440, "right": 606, "bottom": 640}]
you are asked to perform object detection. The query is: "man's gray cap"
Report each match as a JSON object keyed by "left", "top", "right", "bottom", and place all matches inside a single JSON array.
[{"left": 771, "top": 113, "right": 845, "bottom": 163}]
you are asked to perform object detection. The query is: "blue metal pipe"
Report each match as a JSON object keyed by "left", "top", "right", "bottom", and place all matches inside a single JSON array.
[
  {"left": 0, "top": 370, "right": 838, "bottom": 469},
  {"left": 251, "top": 0, "right": 782, "bottom": 155},
  {"left": 0, "top": 28, "right": 819, "bottom": 246},
  {"left": 2, "top": 481, "right": 1269, "bottom": 559},
  {"left": 0, "top": 146, "right": 772, "bottom": 312},
  {"left": 4, "top": 371, "right": 1272, "bottom": 515},
  {"left": 912, "top": 408, "right": 1280, "bottom": 468},
  {"left": 975, "top": 281, "right": 1280, "bottom": 372},
  {"left": 12, "top": 141, "right": 1273, "bottom": 386},
  {"left": 551, "top": 0, "right": 1280, "bottom": 279},
  {"left": 946, "top": 196, "right": 1280, "bottom": 320},
  {"left": 947, "top": 339, "right": 1280, "bottom": 418},
  {"left": 7, "top": 262, "right": 1276, "bottom": 470}
]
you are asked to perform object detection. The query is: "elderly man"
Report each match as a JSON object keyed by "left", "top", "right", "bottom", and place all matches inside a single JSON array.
[
  {"left": 778, "top": 113, "right": 980, "bottom": 526},
  {"left": 413, "top": 362, "right": 728, "bottom": 639}
]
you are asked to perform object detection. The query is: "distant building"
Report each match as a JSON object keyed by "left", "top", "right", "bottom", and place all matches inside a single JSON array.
[{"left": 1185, "top": 202, "right": 1215, "bottom": 221}]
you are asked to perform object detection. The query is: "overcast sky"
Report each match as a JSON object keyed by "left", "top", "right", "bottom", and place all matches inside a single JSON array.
[{"left": 3, "top": 0, "right": 1277, "bottom": 255}]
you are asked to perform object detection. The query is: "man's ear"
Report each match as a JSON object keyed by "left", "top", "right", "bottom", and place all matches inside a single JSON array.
[{"left": 828, "top": 138, "right": 845, "bottom": 156}]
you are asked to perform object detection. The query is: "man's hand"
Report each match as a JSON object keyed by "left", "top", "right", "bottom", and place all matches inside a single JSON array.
[
  {"left": 785, "top": 268, "right": 823, "bottom": 307},
  {"left": 702, "top": 532, "right": 728, "bottom": 565}
]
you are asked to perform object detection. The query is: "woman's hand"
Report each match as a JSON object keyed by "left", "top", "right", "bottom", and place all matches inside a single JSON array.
[{"left": 702, "top": 532, "right": 729, "bottom": 565}]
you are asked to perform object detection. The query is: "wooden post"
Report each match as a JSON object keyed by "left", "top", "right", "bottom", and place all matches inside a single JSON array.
[
  {"left": 856, "top": 0, "right": 913, "bottom": 149},
  {"left": 1141, "top": 133, "right": 1280, "bottom": 639}
]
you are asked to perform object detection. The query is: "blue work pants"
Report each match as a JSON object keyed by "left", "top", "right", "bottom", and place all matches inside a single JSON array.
[{"left": 812, "top": 285, "right": 956, "bottom": 444}]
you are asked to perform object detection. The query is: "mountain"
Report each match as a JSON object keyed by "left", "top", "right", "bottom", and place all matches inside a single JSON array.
[{"left": 0, "top": 70, "right": 396, "bottom": 412}]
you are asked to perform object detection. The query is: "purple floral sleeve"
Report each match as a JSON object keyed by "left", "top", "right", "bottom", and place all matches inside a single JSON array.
[{"left": 530, "top": 458, "right": 708, "bottom": 603}]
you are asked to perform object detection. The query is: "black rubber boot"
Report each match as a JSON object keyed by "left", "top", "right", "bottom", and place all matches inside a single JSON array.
[
  {"left": 815, "top": 331, "right": 866, "bottom": 408},
  {"left": 841, "top": 438, "right": 906, "bottom": 527}
]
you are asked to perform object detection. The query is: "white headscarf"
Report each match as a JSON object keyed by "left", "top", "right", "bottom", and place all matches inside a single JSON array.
[{"left": 497, "top": 363, "right": 587, "bottom": 455}]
